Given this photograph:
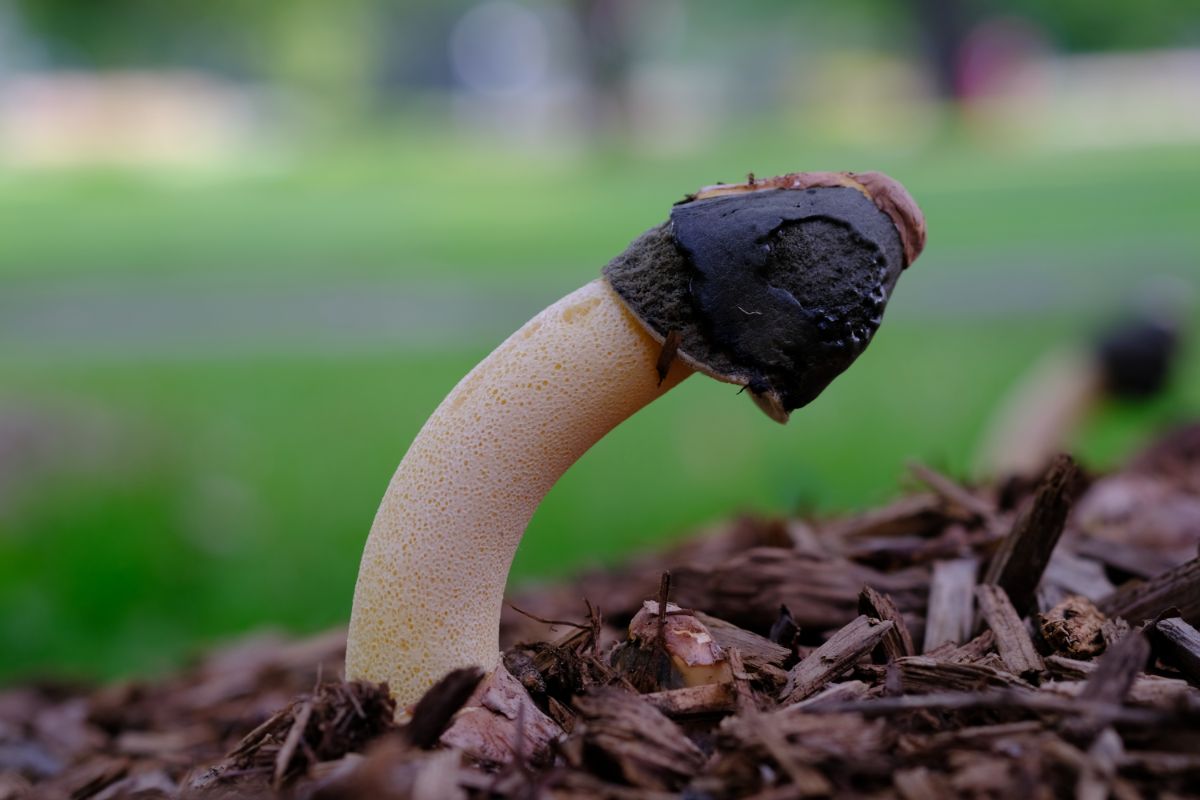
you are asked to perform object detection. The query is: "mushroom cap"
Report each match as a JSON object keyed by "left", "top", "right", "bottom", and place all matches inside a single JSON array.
[
  {"left": 604, "top": 170, "right": 925, "bottom": 421},
  {"left": 1094, "top": 315, "right": 1180, "bottom": 399}
]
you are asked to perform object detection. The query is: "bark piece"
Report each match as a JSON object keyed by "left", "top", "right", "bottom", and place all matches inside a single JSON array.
[
  {"left": 695, "top": 612, "right": 791, "bottom": 669},
  {"left": 1042, "top": 659, "right": 1197, "bottom": 709},
  {"left": 57, "top": 756, "right": 129, "bottom": 800},
  {"left": 750, "top": 713, "right": 835, "bottom": 795},
  {"left": 1043, "top": 655, "right": 1098, "bottom": 680},
  {"left": 1079, "top": 629, "right": 1150, "bottom": 705},
  {"left": 1062, "top": 629, "right": 1153, "bottom": 739},
  {"left": 924, "top": 558, "right": 978, "bottom": 652},
  {"left": 717, "top": 709, "right": 892, "bottom": 783},
  {"left": 892, "top": 657, "right": 1025, "bottom": 693},
  {"left": 822, "top": 492, "right": 947, "bottom": 540},
  {"left": 642, "top": 683, "right": 735, "bottom": 718},
  {"left": 982, "top": 454, "right": 1081, "bottom": 617},
  {"left": 1155, "top": 617, "right": 1200, "bottom": 684},
  {"left": 673, "top": 547, "right": 927, "bottom": 632},
  {"left": 404, "top": 668, "right": 485, "bottom": 749},
  {"left": 1099, "top": 556, "right": 1200, "bottom": 626},
  {"left": 779, "top": 616, "right": 893, "bottom": 704},
  {"left": 725, "top": 648, "right": 758, "bottom": 715},
  {"left": 908, "top": 461, "right": 996, "bottom": 522},
  {"left": 439, "top": 665, "right": 561, "bottom": 766},
  {"left": 790, "top": 680, "right": 873, "bottom": 710},
  {"left": 975, "top": 584, "right": 1045, "bottom": 677},
  {"left": 859, "top": 586, "right": 915, "bottom": 660},
  {"left": 944, "top": 630, "right": 996, "bottom": 664},
  {"left": 571, "top": 688, "right": 705, "bottom": 791}
]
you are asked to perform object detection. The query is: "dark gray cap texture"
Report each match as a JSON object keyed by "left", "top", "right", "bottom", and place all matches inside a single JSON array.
[{"left": 604, "top": 173, "right": 924, "bottom": 421}]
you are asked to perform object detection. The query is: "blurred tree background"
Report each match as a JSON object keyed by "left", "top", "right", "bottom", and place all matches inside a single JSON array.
[{"left": 1, "top": 0, "right": 1198, "bottom": 681}]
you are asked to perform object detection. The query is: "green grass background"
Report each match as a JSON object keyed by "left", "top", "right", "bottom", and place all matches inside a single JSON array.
[{"left": 2, "top": 126, "right": 1198, "bottom": 682}]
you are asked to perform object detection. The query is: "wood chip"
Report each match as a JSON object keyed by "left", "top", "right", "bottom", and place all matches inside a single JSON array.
[
  {"left": 944, "top": 630, "right": 996, "bottom": 664},
  {"left": 571, "top": 688, "right": 704, "bottom": 791},
  {"left": 752, "top": 713, "right": 835, "bottom": 796},
  {"left": 982, "top": 454, "right": 1081, "bottom": 617},
  {"left": 908, "top": 461, "right": 996, "bottom": 522},
  {"left": 923, "top": 558, "right": 978, "bottom": 652},
  {"left": 696, "top": 611, "right": 791, "bottom": 668},
  {"left": 788, "top": 680, "right": 873, "bottom": 711},
  {"left": 1080, "top": 629, "right": 1151, "bottom": 705},
  {"left": 676, "top": 548, "right": 928, "bottom": 631},
  {"left": 404, "top": 668, "right": 484, "bottom": 749},
  {"left": 726, "top": 648, "right": 758, "bottom": 715},
  {"left": 1058, "top": 628, "right": 1154, "bottom": 739},
  {"left": 642, "top": 683, "right": 735, "bottom": 718},
  {"left": 62, "top": 757, "right": 129, "bottom": 800},
  {"left": 820, "top": 493, "right": 948, "bottom": 540},
  {"left": 1155, "top": 616, "right": 1200, "bottom": 684},
  {"left": 779, "top": 616, "right": 893, "bottom": 704},
  {"left": 1099, "top": 556, "right": 1200, "bottom": 626},
  {"left": 891, "top": 657, "right": 1025, "bottom": 693},
  {"left": 859, "top": 586, "right": 915, "bottom": 660},
  {"left": 273, "top": 700, "right": 312, "bottom": 789},
  {"left": 974, "top": 584, "right": 1044, "bottom": 677}
]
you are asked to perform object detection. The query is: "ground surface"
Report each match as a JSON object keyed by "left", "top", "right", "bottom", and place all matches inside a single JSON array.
[{"left": 3, "top": 428, "right": 1200, "bottom": 798}]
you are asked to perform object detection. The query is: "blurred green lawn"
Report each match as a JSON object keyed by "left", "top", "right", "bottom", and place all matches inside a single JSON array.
[{"left": 2, "top": 126, "right": 1198, "bottom": 682}]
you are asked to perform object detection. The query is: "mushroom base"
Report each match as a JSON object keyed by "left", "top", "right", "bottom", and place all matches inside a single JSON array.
[{"left": 346, "top": 279, "right": 692, "bottom": 707}]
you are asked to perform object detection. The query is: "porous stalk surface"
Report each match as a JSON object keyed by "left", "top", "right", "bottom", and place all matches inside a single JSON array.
[{"left": 346, "top": 279, "right": 691, "bottom": 705}]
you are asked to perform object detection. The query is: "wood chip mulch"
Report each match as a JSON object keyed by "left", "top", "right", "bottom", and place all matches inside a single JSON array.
[{"left": 5, "top": 426, "right": 1200, "bottom": 799}]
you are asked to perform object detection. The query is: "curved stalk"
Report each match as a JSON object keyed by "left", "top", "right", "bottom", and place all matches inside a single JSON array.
[{"left": 346, "top": 279, "right": 692, "bottom": 704}]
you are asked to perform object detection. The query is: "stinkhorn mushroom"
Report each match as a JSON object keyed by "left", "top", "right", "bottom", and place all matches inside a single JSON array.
[
  {"left": 975, "top": 312, "right": 1181, "bottom": 479},
  {"left": 346, "top": 170, "right": 926, "bottom": 706}
]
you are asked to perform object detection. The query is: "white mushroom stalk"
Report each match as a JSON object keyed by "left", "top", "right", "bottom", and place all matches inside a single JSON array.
[
  {"left": 347, "top": 171, "right": 926, "bottom": 707},
  {"left": 346, "top": 280, "right": 691, "bottom": 700}
]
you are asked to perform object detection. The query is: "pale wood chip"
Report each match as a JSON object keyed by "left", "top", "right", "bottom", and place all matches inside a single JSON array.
[{"left": 924, "top": 558, "right": 978, "bottom": 652}]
